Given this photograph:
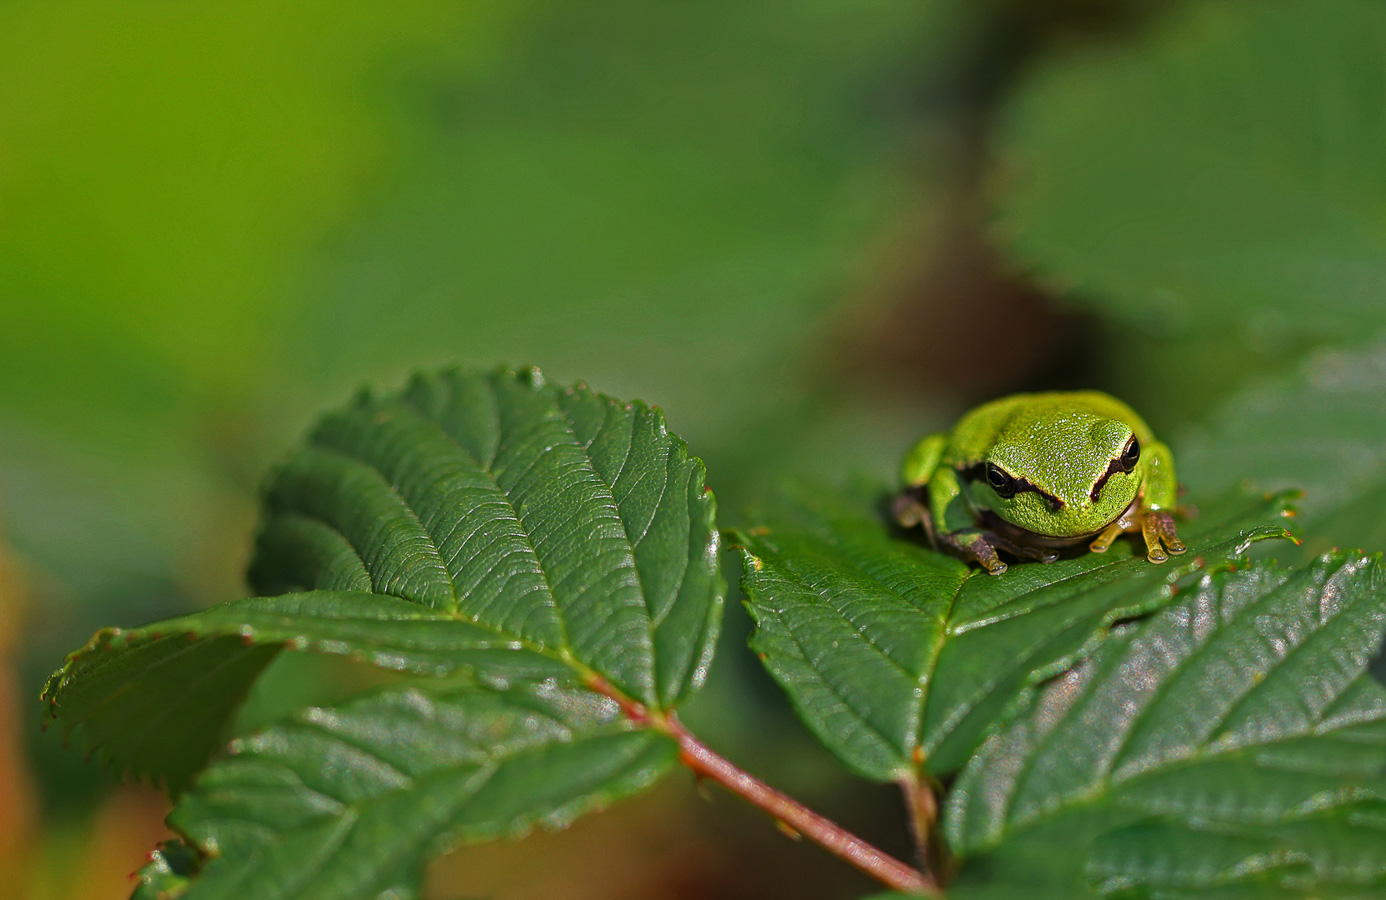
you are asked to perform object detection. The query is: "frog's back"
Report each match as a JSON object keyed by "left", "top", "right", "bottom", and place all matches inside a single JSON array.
[{"left": 945, "top": 391, "right": 1154, "bottom": 466}]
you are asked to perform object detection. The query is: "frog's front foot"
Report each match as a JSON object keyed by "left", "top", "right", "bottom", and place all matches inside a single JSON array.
[
  {"left": 1089, "top": 507, "right": 1186, "bottom": 563},
  {"left": 1141, "top": 509, "right": 1186, "bottom": 563}
]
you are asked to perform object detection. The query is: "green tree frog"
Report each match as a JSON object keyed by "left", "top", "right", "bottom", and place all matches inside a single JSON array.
[{"left": 895, "top": 391, "right": 1185, "bottom": 575}]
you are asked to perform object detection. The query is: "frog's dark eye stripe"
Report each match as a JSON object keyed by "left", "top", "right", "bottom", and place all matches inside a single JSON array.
[
  {"left": 1090, "top": 437, "right": 1140, "bottom": 502},
  {"left": 967, "top": 462, "right": 1064, "bottom": 511}
]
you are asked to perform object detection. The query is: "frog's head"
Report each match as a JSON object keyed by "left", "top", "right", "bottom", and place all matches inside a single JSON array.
[{"left": 971, "top": 407, "right": 1142, "bottom": 539}]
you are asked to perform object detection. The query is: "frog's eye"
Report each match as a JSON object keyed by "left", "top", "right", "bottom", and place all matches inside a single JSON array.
[
  {"left": 985, "top": 463, "right": 1017, "bottom": 498},
  {"left": 1120, "top": 437, "right": 1141, "bottom": 472}
]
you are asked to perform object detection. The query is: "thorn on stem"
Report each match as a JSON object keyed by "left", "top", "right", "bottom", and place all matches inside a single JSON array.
[{"left": 774, "top": 819, "right": 803, "bottom": 841}]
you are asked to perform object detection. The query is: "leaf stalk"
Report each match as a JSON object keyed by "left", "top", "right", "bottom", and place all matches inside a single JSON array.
[
  {"left": 584, "top": 675, "right": 939, "bottom": 895},
  {"left": 670, "top": 717, "right": 940, "bottom": 895},
  {"left": 900, "top": 774, "right": 949, "bottom": 885}
]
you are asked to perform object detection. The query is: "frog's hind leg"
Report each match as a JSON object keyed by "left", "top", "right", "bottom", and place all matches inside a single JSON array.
[{"left": 895, "top": 433, "right": 947, "bottom": 535}]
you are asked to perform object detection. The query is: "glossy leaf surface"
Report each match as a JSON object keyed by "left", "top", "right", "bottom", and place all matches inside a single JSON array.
[
  {"left": 735, "top": 482, "right": 1295, "bottom": 782},
  {"left": 946, "top": 552, "right": 1386, "bottom": 897},
  {"left": 165, "top": 680, "right": 676, "bottom": 900}
]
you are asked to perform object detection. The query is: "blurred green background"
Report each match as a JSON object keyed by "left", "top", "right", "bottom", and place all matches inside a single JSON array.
[{"left": 3, "top": 1, "right": 1383, "bottom": 897}]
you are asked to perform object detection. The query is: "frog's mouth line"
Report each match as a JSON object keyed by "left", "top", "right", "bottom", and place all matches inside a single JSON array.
[{"left": 979, "top": 493, "right": 1143, "bottom": 549}]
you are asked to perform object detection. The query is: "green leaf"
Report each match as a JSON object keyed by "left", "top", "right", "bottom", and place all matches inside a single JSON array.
[
  {"left": 44, "top": 367, "right": 722, "bottom": 786},
  {"left": 158, "top": 679, "right": 677, "bottom": 900},
  {"left": 42, "top": 630, "right": 282, "bottom": 790},
  {"left": 41, "top": 591, "right": 573, "bottom": 789},
  {"left": 945, "top": 552, "right": 1386, "bottom": 897},
  {"left": 992, "top": 0, "right": 1386, "bottom": 338},
  {"left": 1179, "top": 341, "right": 1386, "bottom": 556},
  {"left": 285, "top": 0, "right": 959, "bottom": 463},
  {"left": 734, "top": 481, "right": 1295, "bottom": 782}
]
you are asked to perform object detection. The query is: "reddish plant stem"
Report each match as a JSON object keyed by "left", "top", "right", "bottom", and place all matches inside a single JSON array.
[
  {"left": 584, "top": 676, "right": 937, "bottom": 895},
  {"left": 899, "top": 775, "right": 947, "bottom": 884},
  {"left": 669, "top": 716, "right": 939, "bottom": 896}
]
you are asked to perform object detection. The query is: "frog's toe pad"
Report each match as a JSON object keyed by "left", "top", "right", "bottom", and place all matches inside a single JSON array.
[
  {"left": 1151, "top": 510, "right": 1186, "bottom": 555},
  {"left": 954, "top": 533, "right": 1007, "bottom": 575}
]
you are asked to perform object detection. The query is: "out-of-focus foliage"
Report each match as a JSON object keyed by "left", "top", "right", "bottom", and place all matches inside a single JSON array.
[
  {"left": 0, "top": 0, "right": 954, "bottom": 465},
  {"left": 0, "top": 0, "right": 960, "bottom": 629},
  {"left": 1179, "top": 342, "right": 1386, "bottom": 557},
  {"left": 993, "top": 0, "right": 1386, "bottom": 340}
]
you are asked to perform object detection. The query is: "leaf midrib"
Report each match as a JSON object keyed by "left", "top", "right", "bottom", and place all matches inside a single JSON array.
[{"left": 70, "top": 593, "right": 609, "bottom": 716}]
